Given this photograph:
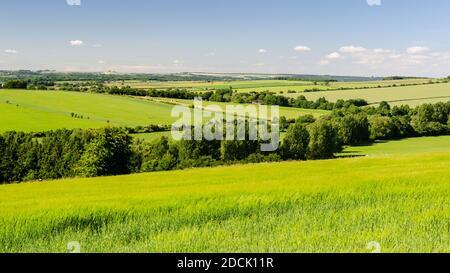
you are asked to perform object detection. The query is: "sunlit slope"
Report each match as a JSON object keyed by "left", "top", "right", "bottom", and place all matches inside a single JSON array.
[
  {"left": 341, "top": 136, "right": 450, "bottom": 157},
  {"left": 0, "top": 90, "right": 178, "bottom": 132},
  {"left": 1, "top": 153, "right": 449, "bottom": 252},
  {"left": 297, "top": 82, "right": 450, "bottom": 106}
]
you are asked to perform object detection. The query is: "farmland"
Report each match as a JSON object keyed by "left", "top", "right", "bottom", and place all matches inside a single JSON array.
[
  {"left": 0, "top": 151, "right": 449, "bottom": 253},
  {"left": 105, "top": 78, "right": 436, "bottom": 94},
  {"left": 103, "top": 78, "right": 450, "bottom": 107},
  {"left": 105, "top": 79, "right": 315, "bottom": 91},
  {"left": 146, "top": 97, "right": 330, "bottom": 119},
  {"left": 298, "top": 82, "right": 450, "bottom": 106},
  {"left": 0, "top": 89, "right": 329, "bottom": 134},
  {"left": 0, "top": 90, "right": 182, "bottom": 133},
  {"left": 341, "top": 135, "right": 450, "bottom": 157}
]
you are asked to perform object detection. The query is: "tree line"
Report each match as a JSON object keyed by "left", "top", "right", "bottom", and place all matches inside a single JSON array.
[{"left": 2, "top": 100, "right": 450, "bottom": 184}]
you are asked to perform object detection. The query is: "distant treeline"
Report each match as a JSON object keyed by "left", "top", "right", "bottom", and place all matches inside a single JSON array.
[
  {"left": 273, "top": 76, "right": 338, "bottom": 83},
  {"left": 56, "top": 84, "right": 371, "bottom": 111},
  {"left": 0, "top": 71, "right": 238, "bottom": 83},
  {"left": 2, "top": 100, "right": 450, "bottom": 184}
]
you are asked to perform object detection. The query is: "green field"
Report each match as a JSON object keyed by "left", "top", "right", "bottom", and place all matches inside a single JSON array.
[
  {"left": 341, "top": 136, "right": 450, "bottom": 157},
  {"left": 0, "top": 90, "right": 328, "bottom": 133},
  {"left": 106, "top": 78, "right": 436, "bottom": 95},
  {"left": 106, "top": 79, "right": 315, "bottom": 91},
  {"left": 1, "top": 152, "right": 449, "bottom": 253},
  {"left": 132, "top": 131, "right": 173, "bottom": 142},
  {"left": 0, "top": 90, "right": 187, "bottom": 133},
  {"left": 297, "top": 82, "right": 450, "bottom": 106},
  {"left": 147, "top": 97, "right": 330, "bottom": 119}
]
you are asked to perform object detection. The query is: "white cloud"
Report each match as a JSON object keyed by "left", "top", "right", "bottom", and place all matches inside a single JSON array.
[
  {"left": 340, "top": 45, "right": 367, "bottom": 53},
  {"left": 407, "top": 46, "right": 430, "bottom": 54},
  {"left": 173, "top": 59, "right": 185, "bottom": 67},
  {"left": 367, "top": 0, "right": 381, "bottom": 6},
  {"left": 97, "top": 60, "right": 105, "bottom": 64},
  {"left": 70, "top": 40, "right": 84, "bottom": 46},
  {"left": 258, "top": 49, "right": 268, "bottom": 53},
  {"left": 4, "top": 49, "right": 18, "bottom": 54},
  {"left": 294, "top": 45, "right": 311, "bottom": 52},
  {"left": 326, "top": 52, "right": 342, "bottom": 60},
  {"left": 373, "top": 48, "right": 392, "bottom": 53},
  {"left": 66, "top": 0, "right": 81, "bottom": 6}
]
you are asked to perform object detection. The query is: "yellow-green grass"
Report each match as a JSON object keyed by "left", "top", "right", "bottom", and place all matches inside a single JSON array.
[
  {"left": 146, "top": 97, "right": 330, "bottom": 119},
  {"left": 234, "top": 79, "right": 434, "bottom": 93},
  {"left": 132, "top": 131, "right": 173, "bottom": 142},
  {"left": 0, "top": 90, "right": 183, "bottom": 133},
  {"left": 107, "top": 79, "right": 435, "bottom": 95},
  {"left": 1, "top": 152, "right": 450, "bottom": 253},
  {"left": 341, "top": 136, "right": 450, "bottom": 157},
  {"left": 107, "top": 80, "right": 314, "bottom": 91},
  {"left": 295, "top": 82, "right": 450, "bottom": 106}
]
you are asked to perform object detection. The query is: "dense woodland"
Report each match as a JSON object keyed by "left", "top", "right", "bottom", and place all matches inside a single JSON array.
[{"left": 1, "top": 99, "right": 450, "bottom": 184}]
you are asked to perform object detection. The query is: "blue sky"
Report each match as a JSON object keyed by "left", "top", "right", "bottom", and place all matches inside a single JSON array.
[{"left": 1, "top": 0, "right": 450, "bottom": 77}]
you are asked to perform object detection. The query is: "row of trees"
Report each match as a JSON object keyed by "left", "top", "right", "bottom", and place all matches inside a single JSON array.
[
  {"left": 1, "top": 97, "right": 449, "bottom": 184},
  {"left": 281, "top": 101, "right": 450, "bottom": 147},
  {"left": 0, "top": 117, "right": 343, "bottom": 184},
  {"left": 1, "top": 79, "right": 55, "bottom": 90},
  {"left": 0, "top": 128, "right": 132, "bottom": 183}
]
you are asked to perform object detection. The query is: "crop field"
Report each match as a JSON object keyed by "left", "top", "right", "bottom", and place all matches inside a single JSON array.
[
  {"left": 0, "top": 90, "right": 186, "bottom": 133},
  {"left": 106, "top": 79, "right": 315, "bottom": 91},
  {"left": 1, "top": 152, "right": 449, "bottom": 253},
  {"left": 297, "top": 82, "right": 450, "bottom": 106},
  {"left": 106, "top": 78, "right": 436, "bottom": 94},
  {"left": 341, "top": 136, "right": 450, "bottom": 157}
]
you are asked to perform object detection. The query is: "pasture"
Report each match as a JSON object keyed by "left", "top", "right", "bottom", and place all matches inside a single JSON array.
[
  {"left": 0, "top": 152, "right": 449, "bottom": 252},
  {"left": 132, "top": 131, "right": 173, "bottom": 142},
  {"left": 0, "top": 90, "right": 328, "bottom": 133},
  {"left": 146, "top": 97, "right": 330, "bottom": 119},
  {"left": 105, "top": 78, "right": 436, "bottom": 95},
  {"left": 105, "top": 79, "right": 315, "bottom": 91},
  {"left": 0, "top": 90, "right": 182, "bottom": 133},
  {"left": 297, "top": 82, "right": 450, "bottom": 106},
  {"left": 341, "top": 136, "right": 450, "bottom": 157}
]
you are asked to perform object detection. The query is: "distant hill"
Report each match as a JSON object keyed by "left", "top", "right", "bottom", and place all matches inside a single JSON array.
[{"left": 0, "top": 70, "right": 433, "bottom": 83}]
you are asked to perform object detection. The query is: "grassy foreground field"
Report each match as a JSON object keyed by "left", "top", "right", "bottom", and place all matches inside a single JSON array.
[{"left": 1, "top": 152, "right": 449, "bottom": 253}]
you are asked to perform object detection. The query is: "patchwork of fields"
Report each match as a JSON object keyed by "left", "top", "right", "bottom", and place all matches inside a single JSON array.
[
  {"left": 298, "top": 82, "right": 450, "bottom": 106},
  {"left": 104, "top": 79, "right": 450, "bottom": 107},
  {"left": 2, "top": 79, "right": 450, "bottom": 253},
  {"left": 105, "top": 78, "right": 434, "bottom": 94},
  {"left": 1, "top": 151, "right": 449, "bottom": 252}
]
